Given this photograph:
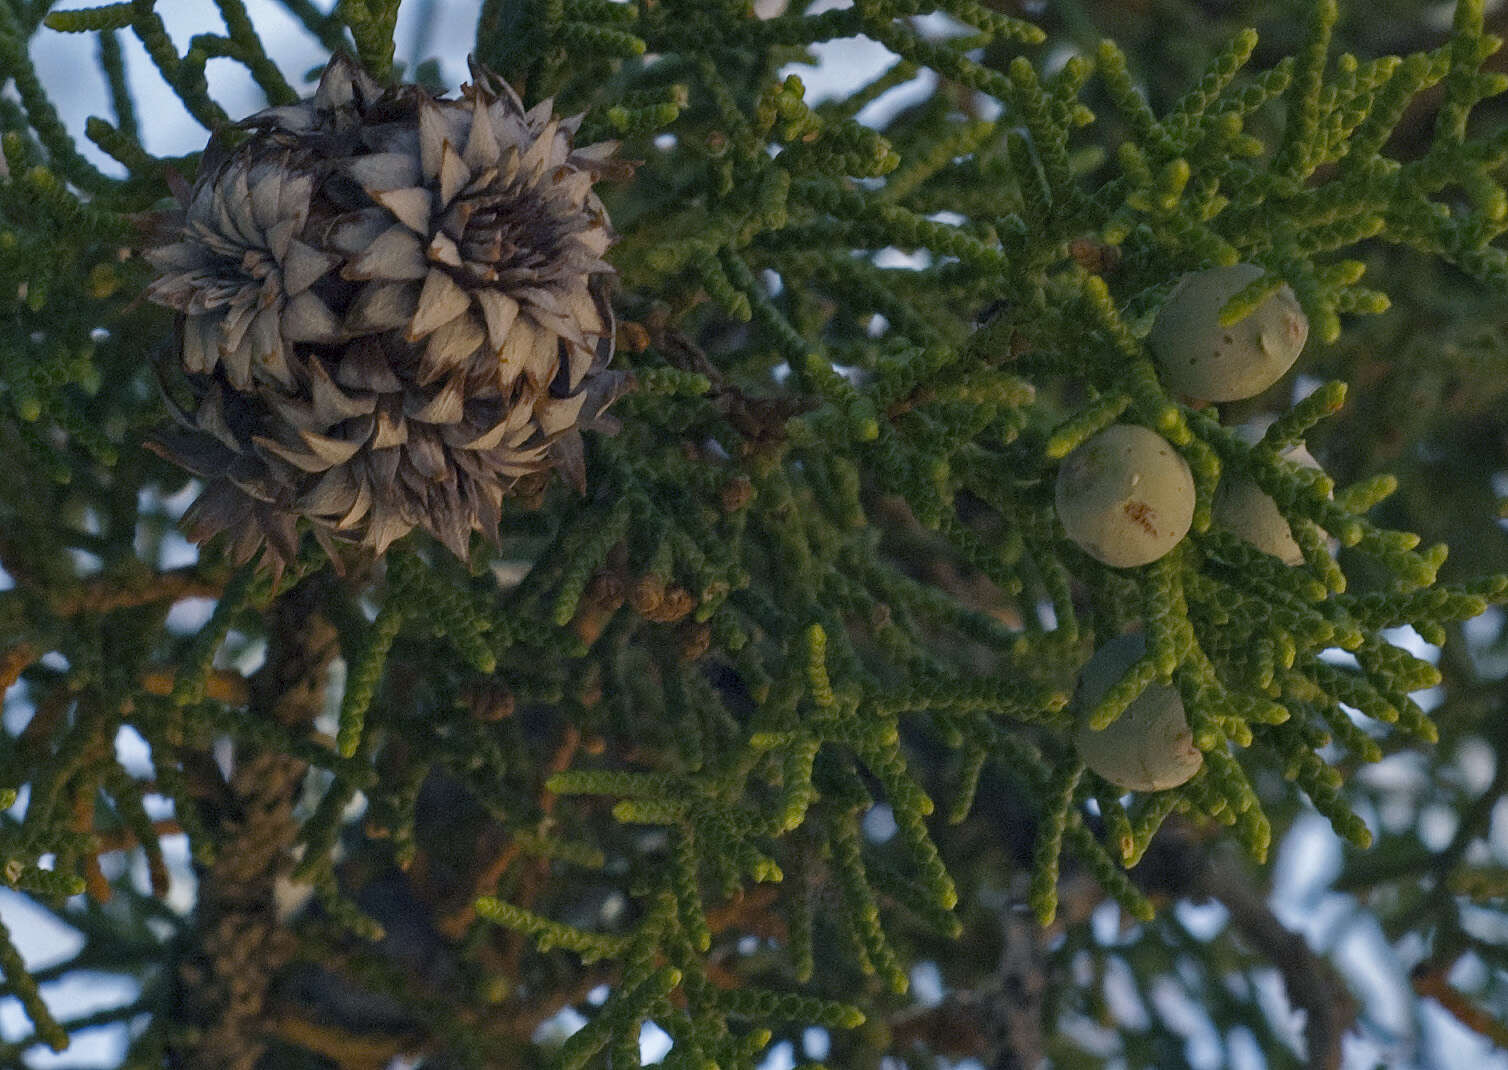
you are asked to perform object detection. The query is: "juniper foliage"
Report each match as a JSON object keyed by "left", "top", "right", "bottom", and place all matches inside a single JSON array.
[{"left": 2, "top": 0, "right": 1508, "bottom": 1066}]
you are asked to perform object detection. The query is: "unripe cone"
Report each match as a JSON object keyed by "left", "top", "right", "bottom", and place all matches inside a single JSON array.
[
  {"left": 1214, "top": 479, "right": 1303, "bottom": 565},
  {"left": 1149, "top": 263, "right": 1308, "bottom": 402},
  {"left": 1214, "top": 421, "right": 1326, "bottom": 565},
  {"left": 1073, "top": 634, "right": 1202, "bottom": 792},
  {"left": 1055, "top": 424, "right": 1195, "bottom": 568}
]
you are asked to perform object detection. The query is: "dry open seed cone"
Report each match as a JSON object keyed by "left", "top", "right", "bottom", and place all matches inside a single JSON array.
[{"left": 145, "top": 53, "right": 626, "bottom": 571}]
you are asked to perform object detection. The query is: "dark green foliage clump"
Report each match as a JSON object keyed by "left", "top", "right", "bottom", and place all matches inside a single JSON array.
[{"left": 3, "top": 0, "right": 1508, "bottom": 1066}]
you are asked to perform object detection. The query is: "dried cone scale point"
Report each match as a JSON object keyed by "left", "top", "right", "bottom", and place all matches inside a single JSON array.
[
  {"left": 145, "top": 54, "right": 626, "bottom": 570},
  {"left": 1073, "top": 634, "right": 1203, "bottom": 793},
  {"left": 628, "top": 573, "right": 667, "bottom": 616},
  {"left": 643, "top": 586, "right": 695, "bottom": 624},
  {"left": 462, "top": 679, "right": 515, "bottom": 722}
]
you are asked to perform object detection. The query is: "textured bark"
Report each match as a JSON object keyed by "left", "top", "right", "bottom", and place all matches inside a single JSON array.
[{"left": 168, "top": 582, "right": 337, "bottom": 1070}]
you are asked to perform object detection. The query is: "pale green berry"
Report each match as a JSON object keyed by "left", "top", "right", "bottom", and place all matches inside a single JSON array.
[
  {"left": 1214, "top": 479, "right": 1303, "bottom": 565},
  {"left": 1149, "top": 263, "right": 1309, "bottom": 402},
  {"left": 1213, "top": 421, "right": 1326, "bottom": 566},
  {"left": 1073, "top": 634, "right": 1203, "bottom": 792},
  {"left": 1055, "top": 424, "right": 1195, "bottom": 568}
]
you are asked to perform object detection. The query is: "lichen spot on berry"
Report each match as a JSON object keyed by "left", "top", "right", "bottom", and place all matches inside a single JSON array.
[{"left": 1122, "top": 499, "right": 1158, "bottom": 536}]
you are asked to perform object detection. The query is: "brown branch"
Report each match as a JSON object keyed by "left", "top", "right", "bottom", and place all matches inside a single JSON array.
[
  {"left": 1131, "top": 823, "right": 1358, "bottom": 1070},
  {"left": 75, "top": 819, "right": 185, "bottom": 903},
  {"left": 264, "top": 1012, "right": 422, "bottom": 1070},
  {"left": 706, "top": 884, "right": 781, "bottom": 935},
  {"left": 74, "top": 786, "right": 110, "bottom": 905},
  {"left": 989, "top": 893, "right": 1049, "bottom": 1069},
  {"left": 1412, "top": 964, "right": 1508, "bottom": 1050},
  {"left": 0, "top": 643, "right": 38, "bottom": 697},
  {"left": 492, "top": 968, "right": 618, "bottom": 1042},
  {"left": 139, "top": 666, "right": 250, "bottom": 706},
  {"left": 166, "top": 581, "right": 338, "bottom": 1070},
  {"left": 0, "top": 565, "right": 225, "bottom": 623},
  {"left": 437, "top": 725, "right": 583, "bottom": 939},
  {"left": 0, "top": 567, "right": 227, "bottom": 721},
  {"left": 53, "top": 566, "right": 225, "bottom": 615},
  {"left": 1198, "top": 860, "right": 1356, "bottom": 1070},
  {"left": 889, "top": 997, "right": 1000, "bottom": 1061},
  {"left": 95, "top": 818, "right": 183, "bottom": 854},
  {"left": 888, "top": 880, "right": 1050, "bottom": 1065}
]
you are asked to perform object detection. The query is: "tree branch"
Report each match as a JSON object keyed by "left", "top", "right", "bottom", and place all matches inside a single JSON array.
[
  {"left": 1138, "top": 824, "right": 1358, "bottom": 1070},
  {"left": 166, "top": 579, "right": 338, "bottom": 1070}
]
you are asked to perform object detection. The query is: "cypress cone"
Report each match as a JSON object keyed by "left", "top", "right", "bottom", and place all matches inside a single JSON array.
[{"left": 145, "top": 54, "right": 626, "bottom": 569}]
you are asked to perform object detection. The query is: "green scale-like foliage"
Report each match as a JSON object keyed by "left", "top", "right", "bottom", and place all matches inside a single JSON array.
[{"left": 3, "top": 0, "right": 1508, "bottom": 1064}]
